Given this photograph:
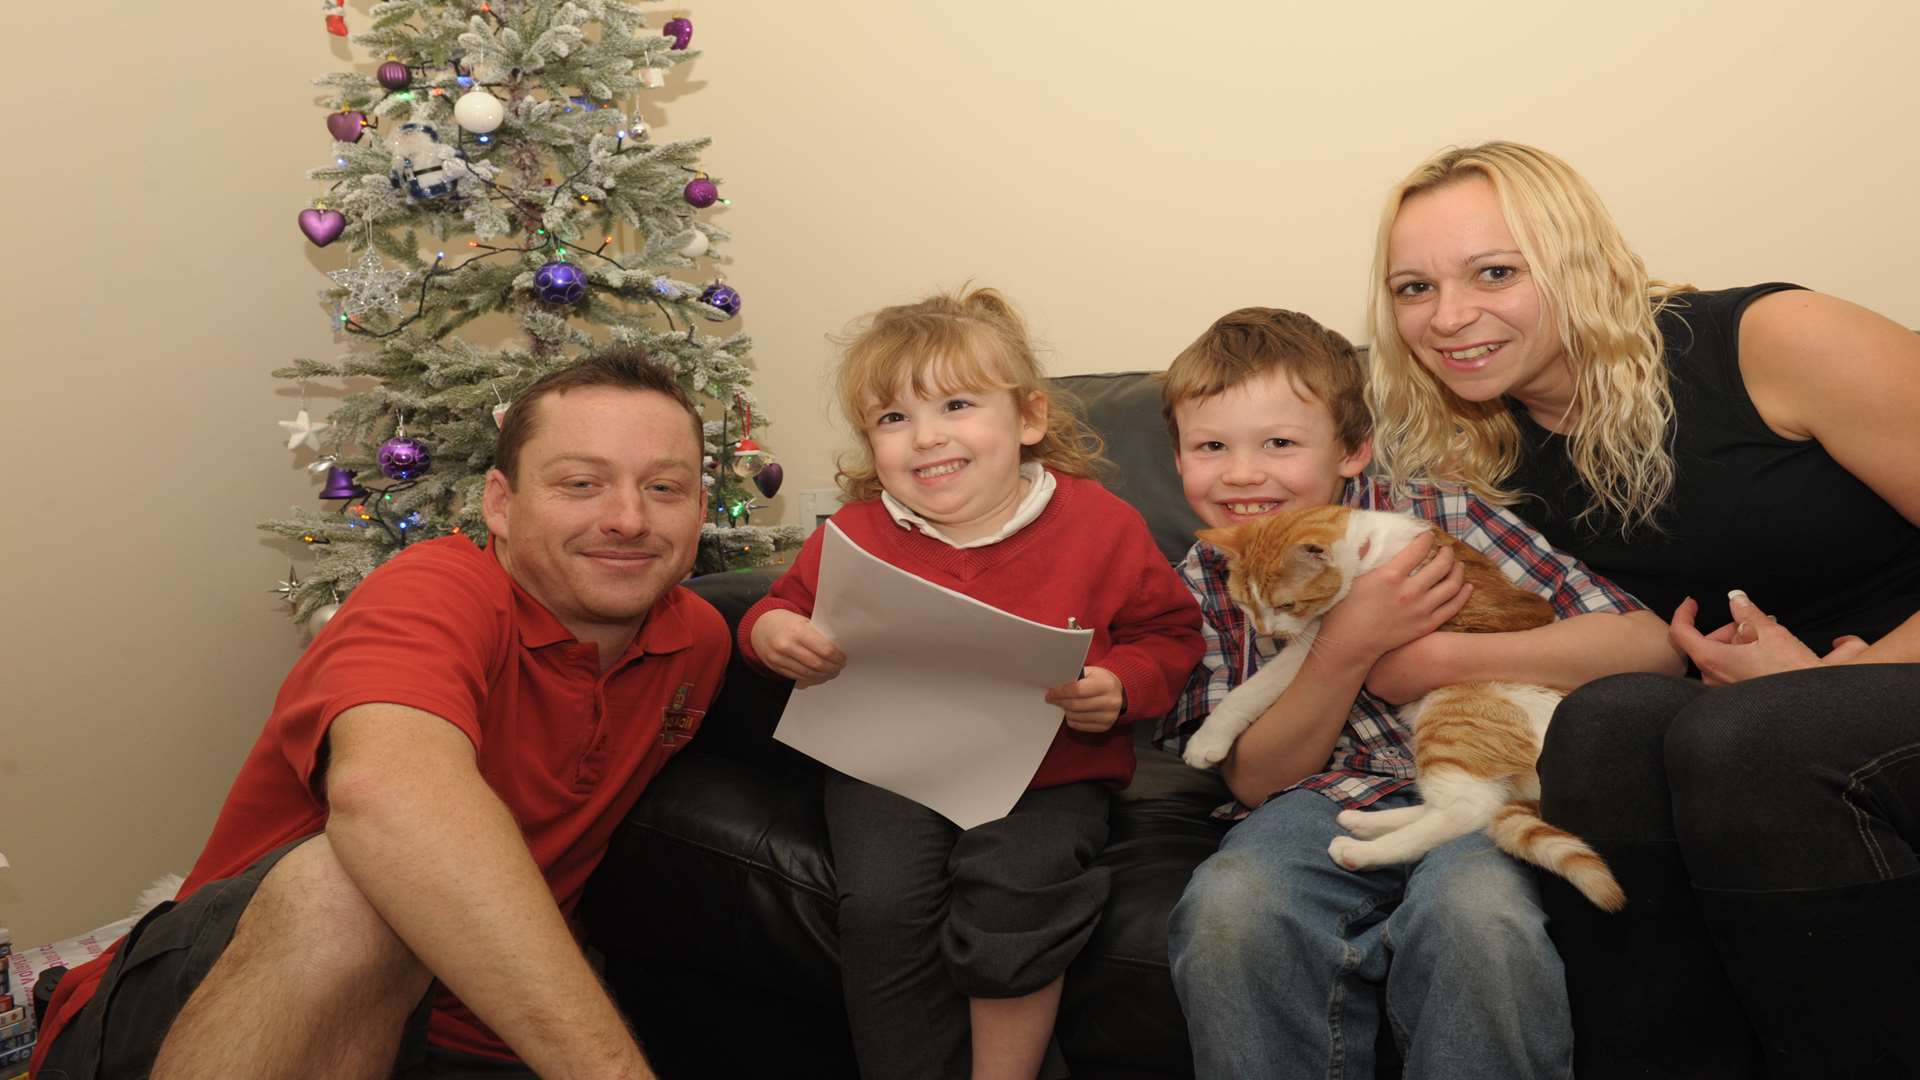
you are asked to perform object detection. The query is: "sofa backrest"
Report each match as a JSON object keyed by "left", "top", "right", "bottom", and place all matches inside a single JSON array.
[{"left": 1051, "top": 372, "right": 1207, "bottom": 564}]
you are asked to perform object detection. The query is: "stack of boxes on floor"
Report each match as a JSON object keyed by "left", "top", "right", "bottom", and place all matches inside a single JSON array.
[
  {"left": 0, "top": 915, "right": 140, "bottom": 1078},
  {"left": 0, "top": 928, "right": 31, "bottom": 1079}
]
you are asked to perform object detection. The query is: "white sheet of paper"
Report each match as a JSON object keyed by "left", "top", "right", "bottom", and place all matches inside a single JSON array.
[{"left": 773, "top": 522, "right": 1094, "bottom": 829}]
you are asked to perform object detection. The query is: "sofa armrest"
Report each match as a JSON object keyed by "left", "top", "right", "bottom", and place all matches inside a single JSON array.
[{"left": 682, "top": 566, "right": 813, "bottom": 768}]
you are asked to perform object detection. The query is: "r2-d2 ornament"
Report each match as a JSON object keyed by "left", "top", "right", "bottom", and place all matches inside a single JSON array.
[{"left": 387, "top": 122, "right": 465, "bottom": 202}]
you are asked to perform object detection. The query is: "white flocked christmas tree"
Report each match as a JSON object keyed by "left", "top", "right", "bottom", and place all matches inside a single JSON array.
[{"left": 263, "top": 0, "right": 803, "bottom": 634}]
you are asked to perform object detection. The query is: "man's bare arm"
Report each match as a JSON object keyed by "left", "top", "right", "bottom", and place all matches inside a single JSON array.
[{"left": 324, "top": 703, "right": 652, "bottom": 1080}]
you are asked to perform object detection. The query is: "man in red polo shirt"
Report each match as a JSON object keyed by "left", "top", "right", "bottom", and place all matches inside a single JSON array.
[{"left": 35, "top": 350, "right": 728, "bottom": 1080}]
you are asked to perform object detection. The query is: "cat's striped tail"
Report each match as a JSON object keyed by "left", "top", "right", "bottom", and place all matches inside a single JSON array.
[{"left": 1489, "top": 799, "right": 1626, "bottom": 912}]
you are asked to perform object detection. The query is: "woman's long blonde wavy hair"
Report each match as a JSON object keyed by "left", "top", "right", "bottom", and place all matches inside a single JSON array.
[
  {"left": 1366, "top": 141, "right": 1689, "bottom": 535},
  {"left": 831, "top": 287, "right": 1103, "bottom": 502}
]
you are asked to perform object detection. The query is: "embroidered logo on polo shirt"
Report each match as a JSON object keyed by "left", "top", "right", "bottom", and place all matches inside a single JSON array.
[{"left": 661, "top": 682, "right": 702, "bottom": 748}]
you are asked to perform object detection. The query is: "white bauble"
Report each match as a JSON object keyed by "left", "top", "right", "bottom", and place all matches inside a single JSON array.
[
  {"left": 453, "top": 90, "right": 505, "bottom": 134},
  {"left": 678, "top": 230, "right": 710, "bottom": 258},
  {"left": 303, "top": 602, "right": 343, "bottom": 644}
]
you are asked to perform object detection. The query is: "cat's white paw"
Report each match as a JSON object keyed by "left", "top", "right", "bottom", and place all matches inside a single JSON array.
[
  {"left": 1336, "top": 804, "right": 1424, "bottom": 839},
  {"left": 1182, "top": 726, "right": 1237, "bottom": 769},
  {"left": 1328, "top": 835, "right": 1378, "bottom": 871},
  {"left": 1336, "top": 809, "right": 1385, "bottom": 840}
]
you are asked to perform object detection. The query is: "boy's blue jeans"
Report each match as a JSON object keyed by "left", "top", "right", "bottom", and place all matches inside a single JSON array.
[{"left": 1166, "top": 788, "right": 1572, "bottom": 1080}]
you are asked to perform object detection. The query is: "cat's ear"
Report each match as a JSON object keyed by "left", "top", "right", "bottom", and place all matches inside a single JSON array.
[
  {"left": 1197, "top": 526, "right": 1243, "bottom": 555},
  {"left": 1294, "top": 541, "right": 1331, "bottom": 564}
]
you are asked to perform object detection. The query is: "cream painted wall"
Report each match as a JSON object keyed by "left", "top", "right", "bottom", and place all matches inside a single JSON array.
[{"left": 2, "top": 1, "right": 1914, "bottom": 948}]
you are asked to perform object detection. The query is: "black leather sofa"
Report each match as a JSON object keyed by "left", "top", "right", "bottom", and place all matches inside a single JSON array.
[{"left": 580, "top": 372, "right": 1236, "bottom": 1078}]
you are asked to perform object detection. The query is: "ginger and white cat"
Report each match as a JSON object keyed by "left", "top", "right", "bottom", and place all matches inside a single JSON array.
[{"left": 1182, "top": 504, "right": 1624, "bottom": 911}]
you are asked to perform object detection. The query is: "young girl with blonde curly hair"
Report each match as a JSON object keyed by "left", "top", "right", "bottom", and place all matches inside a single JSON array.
[{"left": 739, "top": 286, "right": 1202, "bottom": 1080}]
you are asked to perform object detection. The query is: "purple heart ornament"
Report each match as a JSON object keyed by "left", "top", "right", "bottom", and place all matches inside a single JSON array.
[
  {"left": 298, "top": 208, "right": 347, "bottom": 247},
  {"left": 326, "top": 110, "right": 367, "bottom": 143},
  {"left": 663, "top": 17, "right": 694, "bottom": 49},
  {"left": 753, "top": 461, "right": 784, "bottom": 499}
]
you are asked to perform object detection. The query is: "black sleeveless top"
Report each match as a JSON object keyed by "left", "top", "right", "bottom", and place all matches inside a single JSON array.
[{"left": 1503, "top": 283, "right": 1920, "bottom": 650}]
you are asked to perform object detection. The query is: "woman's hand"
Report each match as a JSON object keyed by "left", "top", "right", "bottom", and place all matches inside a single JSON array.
[
  {"left": 1317, "top": 531, "right": 1473, "bottom": 669},
  {"left": 749, "top": 609, "right": 847, "bottom": 688},
  {"left": 1669, "top": 590, "right": 1869, "bottom": 686},
  {"left": 1046, "top": 667, "right": 1125, "bottom": 732}
]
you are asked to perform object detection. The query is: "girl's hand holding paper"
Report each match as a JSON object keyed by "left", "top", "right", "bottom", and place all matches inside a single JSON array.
[{"left": 750, "top": 608, "right": 847, "bottom": 688}]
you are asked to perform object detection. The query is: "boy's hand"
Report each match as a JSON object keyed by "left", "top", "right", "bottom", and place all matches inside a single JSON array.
[
  {"left": 1045, "top": 666, "right": 1125, "bottom": 732},
  {"left": 750, "top": 609, "right": 847, "bottom": 688},
  {"left": 1317, "top": 531, "right": 1472, "bottom": 668},
  {"left": 1366, "top": 632, "right": 1461, "bottom": 705}
]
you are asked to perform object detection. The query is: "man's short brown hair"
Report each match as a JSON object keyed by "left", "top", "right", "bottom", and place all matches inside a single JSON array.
[
  {"left": 1160, "top": 308, "right": 1371, "bottom": 451},
  {"left": 494, "top": 347, "right": 704, "bottom": 485}
]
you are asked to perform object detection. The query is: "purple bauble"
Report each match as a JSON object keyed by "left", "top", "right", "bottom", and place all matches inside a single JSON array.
[
  {"left": 533, "top": 260, "right": 588, "bottom": 305},
  {"left": 683, "top": 177, "right": 719, "bottom": 208},
  {"left": 377, "top": 436, "right": 432, "bottom": 480},
  {"left": 326, "top": 110, "right": 367, "bottom": 142},
  {"left": 376, "top": 61, "right": 412, "bottom": 90},
  {"left": 662, "top": 17, "right": 694, "bottom": 49},
  {"left": 698, "top": 281, "right": 742, "bottom": 320}
]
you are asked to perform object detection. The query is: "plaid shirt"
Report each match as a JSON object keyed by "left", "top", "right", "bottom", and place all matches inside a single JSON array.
[{"left": 1155, "top": 475, "right": 1644, "bottom": 816}]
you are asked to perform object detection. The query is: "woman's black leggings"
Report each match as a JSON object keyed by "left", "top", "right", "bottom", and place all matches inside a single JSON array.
[{"left": 1536, "top": 665, "right": 1920, "bottom": 1079}]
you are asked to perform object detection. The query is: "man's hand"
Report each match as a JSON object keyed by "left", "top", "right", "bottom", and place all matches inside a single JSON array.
[
  {"left": 1317, "top": 531, "right": 1472, "bottom": 668},
  {"left": 750, "top": 609, "right": 847, "bottom": 687},
  {"left": 1045, "top": 667, "right": 1125, "bottom": 732},
  {"left": 1670, "top": 589, "right": 1869, "bottom": 686}
]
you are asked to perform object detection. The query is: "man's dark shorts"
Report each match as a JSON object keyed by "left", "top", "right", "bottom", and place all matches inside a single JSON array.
[{"left": 35, "top": 837, "right": 535, "bottom": 1079}]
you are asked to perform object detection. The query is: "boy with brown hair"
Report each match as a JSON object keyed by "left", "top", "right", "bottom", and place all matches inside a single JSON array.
[{"left": 1154, "top": 307, "right": 1673, "bottom": 1079}]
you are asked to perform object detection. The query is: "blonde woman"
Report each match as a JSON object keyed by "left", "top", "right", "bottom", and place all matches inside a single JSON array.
[{"left": 1365, "top": 142, "right": 1920, "bottom": 1077}]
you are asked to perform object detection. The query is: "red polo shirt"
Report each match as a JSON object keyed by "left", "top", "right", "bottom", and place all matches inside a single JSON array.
[{"left": 36, "top": 537, "right": 729, "bottom": 1067}]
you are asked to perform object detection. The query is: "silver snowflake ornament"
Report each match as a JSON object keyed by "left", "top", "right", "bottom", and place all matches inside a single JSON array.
[
  {"left": 328, "top": 248, "right": 415, "bottom": 318},
  {"left": 272, "top": 567, "right": 302, "bottom": 604}
]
